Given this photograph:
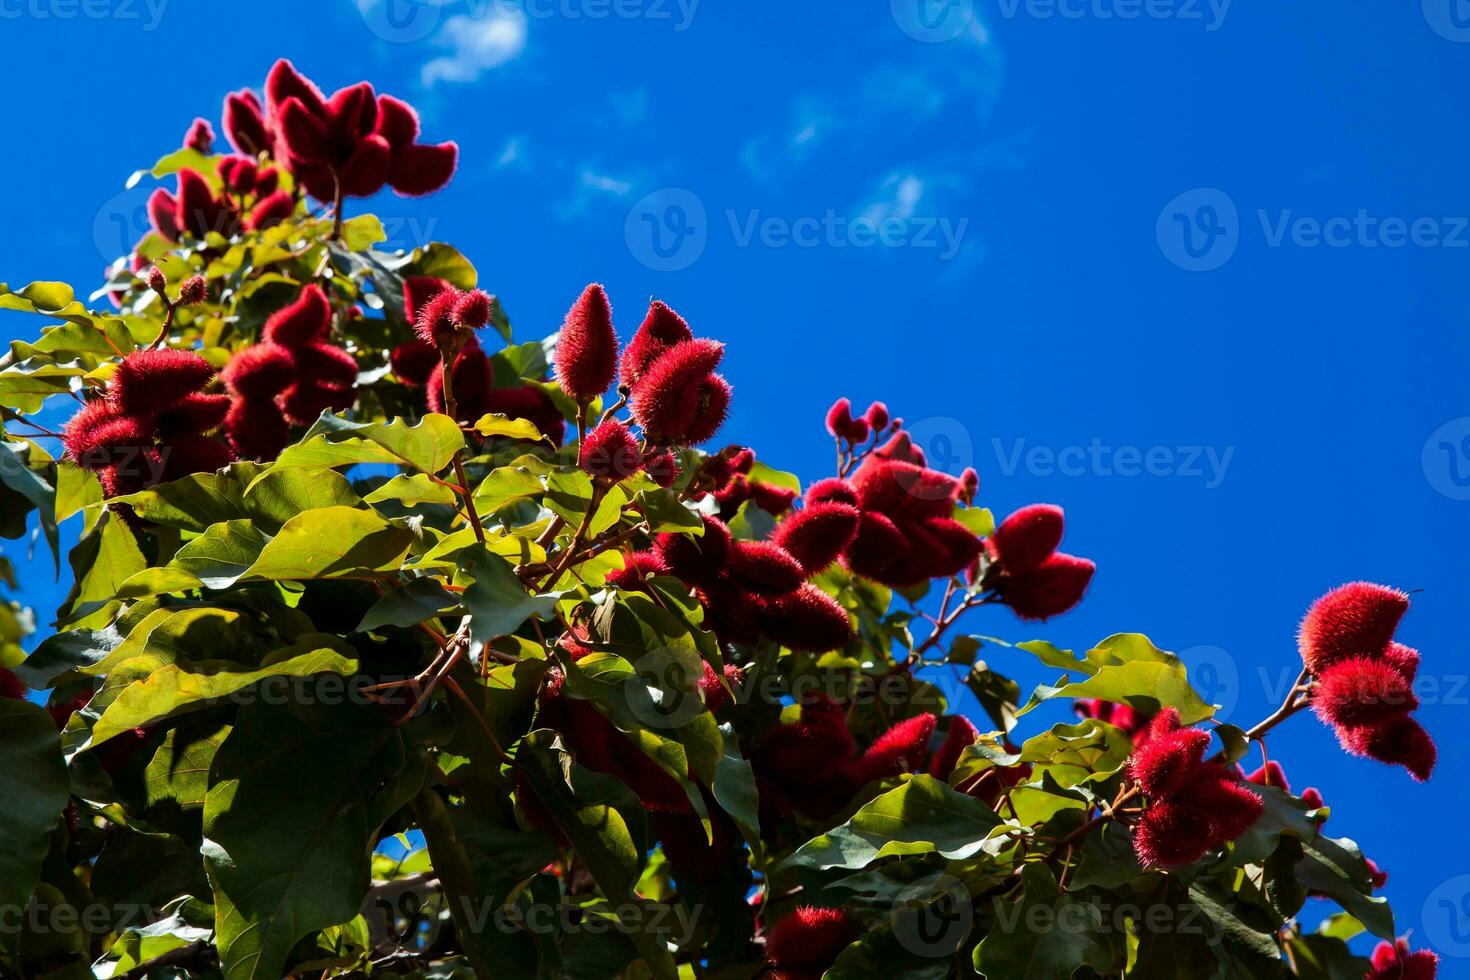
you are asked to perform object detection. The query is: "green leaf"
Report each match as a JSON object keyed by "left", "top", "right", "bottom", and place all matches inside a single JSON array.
[
  {"left": 203, "top": 699, "right": 425, "bottom": 980},
  {"left": 973, "top": 863, "right": 1114, "bottom": 979},
  {"left": 0, "top": 698, "right": 70, "bottom": 950},
  {"left": 341, "top": 214, "right": 387, "bottom": 252},
  {"left": 89, "top": 635, "right": 359, "bottom": 747},
  {"left": 783, "top": 775, "right": 1002, "bottom": 871},
  {"left": 459, "top": 545, "right": 559, "bottom": 646},
  {"left": 1295, "top": 835, "right": 1394, "bottom": 940},
  {"left": 244, "top": 506, "right": 414, "bottom": 582},
  {"left": 472, "top": 413, "right": 545, "bottom": 442},
  {"left": 635, "top": 488, "right": 703, "bottom": 534},
  {"left": 358, "top": 577, "right": 462, "bottom": 632},
  {"left": 264, "top": 413, "right": 465, "bottom": 477},
  {"left": 364, "top": 473, "right": 459, "bottom": 508},
  {"left": 1019, "top": 638, "right": 1215, "bottom": 725}
]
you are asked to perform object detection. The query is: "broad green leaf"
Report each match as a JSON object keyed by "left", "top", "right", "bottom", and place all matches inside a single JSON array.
[
  {"left": 203, "top": 699, "right": 424, "bottom": 980},
  {"left": 266, "top": 413, "right": 465, "bottom": 476},
  {"left": 783, "top": 776, "right": 1002, "bottom": 871},
  {"left": 973, "top": 863, "right": 1114, "bottom": 979},
  {"left": 341, "top": 214, "right": 387, "bottom": 252},
  {"left": 472, "top": 413, "right": 544, "bottom": 442},
  {"left": 459, "top": 545, "right": 559, "bottom": 646},
  {"left": 364, "top": 473, "right": 458, "bottom": 508},
  {"left": 89, "top": 635, "right": 358, "bottom": 746},
  {"left": 358, "top": 577, "right": 462, "bottom": 631},
  {"left": 244, "top": 506, "right": 414, "bottom": 581},
  {"left": 0, "top": 699, "right": 70, "bottom": 950}
]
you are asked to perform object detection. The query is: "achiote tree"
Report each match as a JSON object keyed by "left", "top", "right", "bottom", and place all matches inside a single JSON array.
[{"left": 0, "top": 59, "right": 1442, "bottom": 979}]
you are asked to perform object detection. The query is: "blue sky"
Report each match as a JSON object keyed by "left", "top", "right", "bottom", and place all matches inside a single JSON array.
[{"left": 2, "top": 0, "right": 1469, "bottom": 960}]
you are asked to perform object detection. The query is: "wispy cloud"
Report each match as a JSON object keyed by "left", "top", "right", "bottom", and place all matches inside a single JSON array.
[{"left": 421, "top": 9, "right": 528, "bottom": 86}]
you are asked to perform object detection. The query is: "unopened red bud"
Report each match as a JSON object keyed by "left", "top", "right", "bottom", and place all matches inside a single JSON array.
[
  {"left": 864, "top": 401, "right": 889, "bottom": 430},
  {"left": 185, "top": 117, "right": 215, "bottom": 154},
  {"left": 825, "top": 397, "right": 853, "bottom": 439},
  {"left": 146, "top": 266, "right": 168, "bottom": 297},
  {"left": 179, "top": 275, "right": 207, "bottom": 306}
]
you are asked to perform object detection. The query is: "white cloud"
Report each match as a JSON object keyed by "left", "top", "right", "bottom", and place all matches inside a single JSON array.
[
  {"left": 421, "top": 10, "right": 527, "bottom": 86},
  {"left": 858, "top": 174, "right": 926, "bottom": 225},
  {"left": 579, "top": 170, "right": 633, "bottom": 197}
]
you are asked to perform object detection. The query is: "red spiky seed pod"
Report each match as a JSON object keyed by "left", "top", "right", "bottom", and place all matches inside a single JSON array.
[
  {"left": 989, "top": 504, "right": 1065, "bottom": 574},
  {"left": 184, "top": 118, "right": 214, "bottom": 154},
  {"left": 292, "top": 343, "right": 359, "bottom": 390},
  {"left": 222, "top": 344, "right": 296, "bottom": 399},
  {"left": 1298, "top": 582, "right": 1410, "bottom": 674},
  {"left": 246, "top": 190, "right": 294, "bottom": 232},
  {"left": 805, "top": 477, "right": 859, "bottom": 508},
  {"left": 605, "top": 551, "right": 669, "bottom": 594},
  {"left": 1000, "top": 552, "right": 1095, "bottom": 621},
  {"left": 697, "top": 660, "right": 746, "bottom": 714},
  {"left": 61, "top": 401, "right": 152, "bottom": 470},
  {"left": 1313, "top": 656, "right": 1418, "bottom": 728},
  {"left": 825, "top": 397, "right": 853, "bottom": 439},
  {"left": 771, "top": 501, "right": 861, "bottom": 575},
  {"left": 729, "top": 541, "right": 806, "bottom": 595},
  {"left": 757, "top": 584, "right": 853, "bottom": 653},
  {"left": 157, "top": 393, "right": 231, "bottom": 438},
  {"left": 109, "top": 349, "right": 215, "bottom": 417},
  {"left": 403, "top": 276, "right": 450, "bottom": 322},
  {"left": 1133, "top": 799, "right": 1214, "bottom": 867},
  {"left": 1127, "top": 710, "right": 1211, "bottom": 798},
  {"left": 389, "top": 339, "right": 439, "bottom": 389},
  {"left": 874, "top": 430, "right": 926, "bottom": 466},
  {"left": 851, "top": 457, "right": 960, "bottom": 520},
  {"left": 415, "top": 289, "right": 463, "bottom": 348},
  {"left": 264, "top": 285, "right": 333, "bottom": 348},
  {"left": 1301, "top": 786, "right": 1325, "bottom": 811},
  {"left": 657, "top": 515, "right": 734, "bottom": 586},
  {"left": 750, "top": 481, "right": 798, "bottom": 516},
  {"left": 0, "top": 667, "right": 26, "bottom": 701},
  {"left": 763, "top": 907, "right": 860, "bottom": 980},
  {"left": 843, "top": 510, "right": 911, "bottom": 581},
  {"left": 629, "top": 338, "right": 725, "bottom": 439},
  {"left": 644, "top": 450, "right": 679, "bottom": 488},
  {"left": 928, "top": 715, "right": 981, "bottom": 781},
  {"left": 1188, "top": 766, "right": 1264, "bottom": 843},
  {"left": 147, "top": 188, "right": 180, "bottom": 243},
  {"left": 223, "top": 89, "right": 271, "bottom": 157},
  {"left": 620, "top": 300, "right": 693, "bottom": 389},
  {"left": 453, "top": 290, "right": 493, "bottom": 330},
  {"left": 857, "top": 713, "right": 937, "bottom": 783},
  {"left": 1381, "top": 641, "right": 1420, "bottom": 684},
  {"left": 159, "top": 434, "right": 235, "bottom": 481},
  {"left": 174, "top": 168, "right": 224, "bottom": 238},
  {"left": 1245, "top": 760, "right": 1291, "bottom": 793},
  {"left": 579, "top": 420, "right": 643, "bottom": 480},
  {"left": 146, "top": 265, "right": 168, "bottom": 297},
  {"left": 555, "top": 283, "right": 618, "bottom": 403},
  {"left": 1367, "top": 858, "right": 1388, "bottom": 890},
  {"left": 682, "top": 373, "right": 731, "bottom": 445},
  {"left": 959, "top": 466, "right": 979, "bottom": 502},
  {"left": 864, "top": 401, "right": 889, "bottom": 432},
  {"left": 1367, "top": 939, "right": 1439, "bottom": 980},
  {"left": 178, "top": 275, "right": 207, "bottom": 306},
  {"left": 1337, "top": 714, "right": 1436, "bottom": 782}
]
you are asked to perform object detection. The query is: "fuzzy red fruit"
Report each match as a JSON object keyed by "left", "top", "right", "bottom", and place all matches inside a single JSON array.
[
  {"left": 390, "top": 340, "right": 439, "bottom": 388},
  {"left": 1337, "top": 715, "right": 1436, "bottom": 782},
  {"left": 453, "top": 290, "right": 493, "bottom": 331},
  {"left": 844, "top": 510, "right": 911, "bottom": 580},
  {"left": 874, "top": 430, "right": 926, "bottom": 466},
  {"left": 1245, "top": 760, "right": 1290, "bottom": 792},
  {"left": 1075, "top": 698, "right": 1150, "bottom": 740},
  {"left": 1128, "top": 713, "right": 1211, "bottom": 798},
  {"left": 264, "top": 285, "right": 332, "bottom": 347},
  {"left": 1367, "top": 858, "right": 1388, "bottom": 890},
  {"left": 1367, "top": 939, "right": 1439, "bottom": 980},
  {"left": 683, "top": 373, "right": 731, "bottom": 445},
  {"left": 1382, "top": 641, "right": 1420, "bottom": 684},
  {"left": 278, "top": 381, "right": 352, "bottom": 427},
  {"left": 630, "top": 339, "right": 724, "bottom": 439},
  {"left": 644, "top": 450, "right": 679, "bottom": 488},
  {"left": 223, "top": 89, "right": 271, "bottom": 157},
  {"left": 178, "top": 275, "right": 207, "bottom": 306},
  {"left": 858, "top": 713, "right": 937, "bottom": 783},
  {"left": 403, "top": 276, "right": 451, "bottom": 322},
  {"left": 989, "top": 504, "right": 1064, "bottom": 573},
  {"left": 825, "top": 397, "right": 853, "bottom": 439},
  {"left": 1301, "top": 787, "right": 1325, "bottom": 810},
  {"left": 1313, "top": 657, "right": 1417, "bottom": 728},
  {"left": 62, "top": 401, "right": 151, "bottom": 469},
  {"left": 184, "top": 117, "right": 214, "bottom": 154},
  {"left": 579, "top": 420, "right": 643, "bottom": 480},
  {"left": 157, "top": 393, "right": 231, "bottom": 437},
  {"left": 246, "top": 190, "right": 294, "bottom": 232},
  {"left": 555, "top": 283, "right": 618, "bottom": 402},
  {"left": 1298, "top": 582, "right": 1410, "bottom": 673},
  {"left": 389, "top": 141, "right": 459, "bottom": 197},
  {"left": 1001, "top": 552, "right": 1095, "bottom": 621},
  {"left": 864, "top": 401, "right": 889, "bottom": 432},
  {"left": 757, "top": 584, "right": 853, "bottom": 653},
  {"left": 1134, "top": 800, "right": 1214, "bottom": 867},
  {"left": 851, "top": 457, "right": 959, "bottom": 520},
  {"left": 805, "top": 477, "right": 859, "bottom": 508},
  {"left": 266, "top": 58, "right": 328, "bottom": 119},
  {"left": 764, "top": 907, "right": 859, "bottom": 980},
  {"left": 223, "top": 344, "right": 296, "bottom": 399},
  {"left": 1190, "top": 767, "right": 1264, "bottom": 842},
  {"left": 292, "top": 343, "right": 359, "bottom": 390},
  {"left": 929, "top": 715, "right": 981, "bottom": 781},
  {"left": 750, "top": 481, "right": 798, "bottom": 516},
  {"left": 697, "top": 660, "right": 746, "bottom": 714},
  {"left": 772, "top": 501, "right": 861, "bottom": 575},
  {"left": 729, "top": 541, "right": 806, "bottom": 595},
  {"left": 160, "top": 434, "right": 235, "bottom": 480},
  {"left": 0, "top": 667, "right": 26, "bottom": 701},
  {"left": 657, "top": 515, "right": 734, "bottom": 586},
  {"left": 620, "top": 300, "right": 693, "bottom": 388},
  {"left": 147, "top": 188, "right": 180, "bottom": 243},
  {"left": 606, "top": 551, "right": 669, "bottom": 594},
  {"left": 224, "top": 397, "right": 288, "bottom": 462},
  {"left": 110, "top": 349, "right": 215, "bottom": 417},
  {"left": 415, "top": 289, "right": 462, "bottom": 348}
]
